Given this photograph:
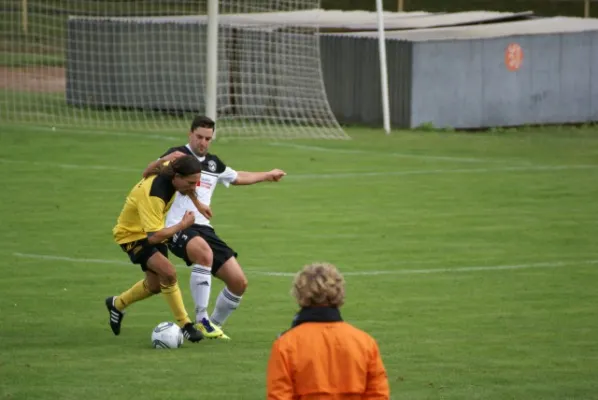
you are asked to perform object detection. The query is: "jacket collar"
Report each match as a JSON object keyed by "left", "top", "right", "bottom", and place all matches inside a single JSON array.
[{"left": 291, "top": 306, "right": 343, "bottom": 328}]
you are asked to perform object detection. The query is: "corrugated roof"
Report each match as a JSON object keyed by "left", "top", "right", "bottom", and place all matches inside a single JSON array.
[
  {"left": 68, "top": 9, "right": 533, "bottom": 31},
  {"left": 324, "top": 17, "right": 598, "bottom": 41}
]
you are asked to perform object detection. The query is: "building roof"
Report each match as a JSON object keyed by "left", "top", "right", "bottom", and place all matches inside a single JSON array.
[
  {"left": 323, "top": 17, "right": 598, "bottom": 41},
  {"left": 69, "top": 9, "right": 534, "bottom": 32}
]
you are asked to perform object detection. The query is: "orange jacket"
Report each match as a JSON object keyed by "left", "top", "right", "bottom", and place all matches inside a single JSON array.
[{"left": 266, "top": 307, "right": 390, "bottom": 400}]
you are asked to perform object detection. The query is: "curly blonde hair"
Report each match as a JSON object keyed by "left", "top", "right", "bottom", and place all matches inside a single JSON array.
[{"left": 291, "top": 262, "right": 345, "bottom": 308}]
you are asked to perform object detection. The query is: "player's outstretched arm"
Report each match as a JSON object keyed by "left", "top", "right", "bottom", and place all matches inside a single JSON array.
[{"left": 233, "top": 169, "right": 286, "bottom": 185}]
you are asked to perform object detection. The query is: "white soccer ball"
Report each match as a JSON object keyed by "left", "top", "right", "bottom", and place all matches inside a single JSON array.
[{"left": 151, "top": 322, "right": 183, "bottom": 349}]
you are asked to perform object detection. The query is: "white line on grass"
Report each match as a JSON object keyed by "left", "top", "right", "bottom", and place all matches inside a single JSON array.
[
  {"left": 5, "top": 125, "right": 181, "bottom": 141},
  {"left": 1, "top": 157, "right": 595, "bottom": 178},
  {"left": 0, "top": 158, "right": 139, "bottom": 173},
  {"left": 269, "top": 142, "right": 529, "bottom": 164},
  {"left": 287, "top": 164, "right": 598, "bottom": 179},
  {"left": 14, "top": 253, "right": 131, "bottom": 266},
  {"left": 12, "top": 252, "right": 598, "bottom": 277}
]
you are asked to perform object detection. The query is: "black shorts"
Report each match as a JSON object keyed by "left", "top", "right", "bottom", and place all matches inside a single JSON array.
[
  {"left": 120, "top": 239, "right": 168, "bottom": 272},
  {"left": 168, "top": 224, "right": 238, "bottom": 276}
]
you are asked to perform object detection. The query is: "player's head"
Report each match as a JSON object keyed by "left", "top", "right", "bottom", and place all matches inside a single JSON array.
[
  {"left": 189, "top": 115, "right": 215, "bottom": 157},
  {"left": 160, "top": 155, "right": 202, "bottom": 194},
  {"left": 291, "top": 262, "right": 345, "bottom": 308}
]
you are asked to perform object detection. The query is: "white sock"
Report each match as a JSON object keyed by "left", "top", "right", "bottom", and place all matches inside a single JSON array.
[
  {"left": 210, "top": 287, "right": 242, "bottom": 327},
  {"left": 190, "top": 265, "right": 212, "bottom": 323}
]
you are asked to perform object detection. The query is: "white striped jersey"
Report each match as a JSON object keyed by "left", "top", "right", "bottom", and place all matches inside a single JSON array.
[{"left": 163, "top": 144, "right": 238, "bottom": 228}]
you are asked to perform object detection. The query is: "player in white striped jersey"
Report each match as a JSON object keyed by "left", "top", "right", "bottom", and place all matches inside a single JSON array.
[{"left": 142, "top": 116, "right": 286, "bottom": 340}]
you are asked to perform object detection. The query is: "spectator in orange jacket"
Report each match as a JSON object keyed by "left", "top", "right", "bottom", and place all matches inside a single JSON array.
[{"left": 266, "top": 262, "right": 390, "bottom": 400}]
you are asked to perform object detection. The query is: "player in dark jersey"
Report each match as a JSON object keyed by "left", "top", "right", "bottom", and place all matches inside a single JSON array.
[{"left": 142, "top": 116, "right": 286, "bottom": 340}]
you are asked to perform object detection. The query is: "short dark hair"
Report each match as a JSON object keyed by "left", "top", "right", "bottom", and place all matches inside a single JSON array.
[{"left": 190, "top": 115, "right": 215, "bottom": 132}]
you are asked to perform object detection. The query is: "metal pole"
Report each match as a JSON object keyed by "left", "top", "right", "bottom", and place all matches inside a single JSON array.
[
  {"left": 584, "top": 0, "right": 590, "bottom": 18},
  {"left": 376, "top": 0, "right": 391, "bottom": 134},
  {"left": 206, "top": 0, "right": 219, "bottom": 120},
  {"left": 22, "top": 0, "right": 28, "bottom": 35}
]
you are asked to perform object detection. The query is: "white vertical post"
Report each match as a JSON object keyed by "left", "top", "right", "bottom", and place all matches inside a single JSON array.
[
  {"left": 206, "top": 0, "right": 219, "bottom": 121},
  {"left": 398, "top": 0, "right": 405, "bottom": 12},
  {"left": 22, "top": 0, "right": 28, "bottom": 35},
  {"left": 376, "top": 0, "right": 391, "bottom": 134}
]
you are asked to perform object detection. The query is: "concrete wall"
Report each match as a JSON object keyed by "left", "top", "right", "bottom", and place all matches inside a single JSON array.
[
  {"left": 410, "top": 32, "right": 598, "bottom": 128},
  {"left": 320, "top": 31, "right": 598, "bottom": 128},
  {"left": 66, "top": 19, "right": 334, "bottom": 123},
  {"left": 67, "top": 20, "right": 206, "bottom": 111},
  {"left": 320, "top": 35, "right": 413, "bottom": 128},
  {"left": 66, "top": 18, "right": 598, "bottom": 129}
]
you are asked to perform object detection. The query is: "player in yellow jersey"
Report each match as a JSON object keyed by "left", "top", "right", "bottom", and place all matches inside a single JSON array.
[{"left": 106, "top": 155, "right": 208, "bottom": 343}]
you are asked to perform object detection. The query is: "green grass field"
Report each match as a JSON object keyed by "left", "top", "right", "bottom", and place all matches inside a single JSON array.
[{"left": 1, "top": 121, "right": 597, "bottom": 399}]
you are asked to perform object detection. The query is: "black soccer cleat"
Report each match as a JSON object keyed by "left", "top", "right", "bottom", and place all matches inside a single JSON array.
[
  {"left": 181, "top": 323, "right": 204, "bottom": 343},
  {"left": 105, "top": 296, "right": 125, "bottom": 336}
]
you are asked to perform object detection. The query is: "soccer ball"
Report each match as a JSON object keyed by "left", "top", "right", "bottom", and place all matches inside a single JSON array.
[{"left": 151, "top": 322, "right": 183, "bottom": 349}]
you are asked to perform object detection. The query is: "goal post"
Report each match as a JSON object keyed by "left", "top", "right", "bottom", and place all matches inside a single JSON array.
[
  {"left": 1, "top": 1, "right": 348, "bottom": 139},
  {"left": 200, "top": 0, "right": 349, "bottom": 139},
  {"left": 206, "top": 0, "right": 218, "bottom": 122},
  {"left": 376, "top": 0, "right": 392, "bottom": 135}
]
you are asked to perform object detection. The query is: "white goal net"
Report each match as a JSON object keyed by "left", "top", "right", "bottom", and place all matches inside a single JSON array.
[{"left": 0, "top": 1, "right": 347, "bottom": 139}]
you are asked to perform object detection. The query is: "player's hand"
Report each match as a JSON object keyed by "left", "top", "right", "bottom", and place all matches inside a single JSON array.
[
  {"left": 195, "top": 201, "right": 213, "bottom": 220},
  {"left": 180, "top": 210, "right": 195, "bottom": 229},
  {"left": 184, "top": 190, "right": 213, "bottom": 220},
  {"left": 267, "top": 169, "right": 286, "bottom": 182},
  {"left": 163, "top": 151, "right": 187, "bottom": 162}
]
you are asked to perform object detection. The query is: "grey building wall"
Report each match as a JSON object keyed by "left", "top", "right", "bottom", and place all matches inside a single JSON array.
[
  {"left": 67, "top": 20, "right": 206, "bottom": 111},
  {"left": 320, "top": 35, "right": 413, "bottom": 128},
  {"left": 66, "top": 19, "right": 334, "bottom": 123},
  {"left": 66, "top": 18, "right": 598, "bottom": 129},
  {"left": 410, "top": 32, "right": 598, "bottom": 128}
]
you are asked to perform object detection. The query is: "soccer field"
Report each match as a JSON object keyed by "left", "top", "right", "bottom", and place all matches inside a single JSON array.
[{"left": 1, "top": 123, "right": 597, "bottom": 399}]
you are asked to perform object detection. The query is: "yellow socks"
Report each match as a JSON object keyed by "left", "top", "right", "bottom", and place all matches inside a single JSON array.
[
  {"left": 115, "top": 280, "right": 153, "bottom": 311},
  {"left": 160, "top": 282, "right": 192, "bottom": 327},
  {"left": 114, "top": 280, "right": 192, "bottom": 327}
]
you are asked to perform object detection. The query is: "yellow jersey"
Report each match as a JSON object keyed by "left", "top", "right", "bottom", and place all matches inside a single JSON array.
[{"left": 113, "top": 174, "right": 177, "bottom": 244}]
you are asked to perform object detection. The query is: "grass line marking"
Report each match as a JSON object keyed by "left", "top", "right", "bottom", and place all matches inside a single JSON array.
[
  {"left": 269, "top": 142, "right": 530, "bottom": 164},
  {"left": 13, "top": 252, "right": 598, "bottom": 277},
  {"left": 1, "top": 124, "right": 181, "bottom": 141},
  {"left": 1, "top": 158, "right": 595, "bottom": 178}
]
